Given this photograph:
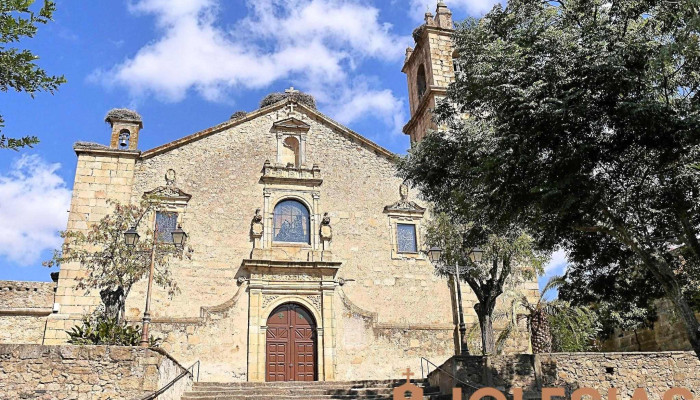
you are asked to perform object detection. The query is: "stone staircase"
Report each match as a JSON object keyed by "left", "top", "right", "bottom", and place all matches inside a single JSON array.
[{"left": 180, "top": 379, "right": 448, "bottom": 399}]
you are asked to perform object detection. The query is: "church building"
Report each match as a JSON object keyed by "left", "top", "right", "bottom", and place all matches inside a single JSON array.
[{"left": 41, "top": 2, "right": 538, "bottom": 382}]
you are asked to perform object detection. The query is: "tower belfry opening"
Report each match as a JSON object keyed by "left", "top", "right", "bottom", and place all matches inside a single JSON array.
[{"left": 402, "top": 1, "right": 455, "bottom": 144}]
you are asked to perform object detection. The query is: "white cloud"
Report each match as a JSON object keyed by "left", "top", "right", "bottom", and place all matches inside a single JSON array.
[
  {"left": 409, "top": 0, "right": 502, "bottom": 21},
  {"left": 326, "top": 86, "right": 406, "bottom": 135},
  {"left": 93, "top": 0, "right": 410, "bottom": 131},
  {"left": 0, "top": 156, "right": 71, "bottom": 266},
  {"left": 545, "top": 249, "right": 568, "bottom": 274}
]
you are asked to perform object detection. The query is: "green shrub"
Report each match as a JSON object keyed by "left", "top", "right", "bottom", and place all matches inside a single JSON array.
[
  {"left": 67, "top": 315, "right": 160, "bottom": 347},
  {"left": 549, "top": 306, "right": 601, "bottom": 352}
]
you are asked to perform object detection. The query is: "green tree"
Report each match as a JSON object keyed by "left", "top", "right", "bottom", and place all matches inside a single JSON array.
[
  {"left": 44, "top": 198, "right": 185, "bottom": 321},
  {"left": 559, "top": 253, "right": 664, "bottom": 339},
  {"left": 1, "top": 0, "right": 65, "bottom": 150},
  {"left": 425, "top": 213, "right": 546, "bottom": 354},
  {"left": 400, "top": 0, "right": 700, "bottom": 357},
  {"left": 497, "top": 276, "right": 600, "bottom": 353}
]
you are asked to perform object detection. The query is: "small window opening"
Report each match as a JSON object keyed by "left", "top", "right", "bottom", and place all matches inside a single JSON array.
[
  {"left": 397, "top": 223, "right": 418, "bottom": 253},
  {"left": 119, "top": 129, "right": 131, "bottom": 148},
  {"left": 605, "top": 367, "right": 615, "bottom": 374},
  {"left": 155, "top": 211, "right": 178, "bottom": 243},
  {"left": 416, "top": 65, "right": 427, "bottom": 98}
]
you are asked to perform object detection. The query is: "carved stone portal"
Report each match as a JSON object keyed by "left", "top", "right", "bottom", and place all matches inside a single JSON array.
[{"left": 243, "top": 258, "right": 340, "bottom": 382}]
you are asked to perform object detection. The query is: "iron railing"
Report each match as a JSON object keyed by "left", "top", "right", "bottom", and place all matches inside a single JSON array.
[
  {"left": 420, "top": 357, "right": 482, "bottom": 391},
  {"left": 140, "top": 360, "right": 200, "bottom": 400}
]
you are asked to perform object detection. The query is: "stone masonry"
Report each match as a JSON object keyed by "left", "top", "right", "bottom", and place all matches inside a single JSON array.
[
  {"left": 0, "top": 280, "right": 56, "bottom": 344},
  {"left": 602, "top": 298, "right": 700, "bottom": 352},
  {"left": 0, "top": 344, "right": 191, "bottom": 400},
  {"left": 402, "top": 2, "right": 455, "bottom": 143},
  {"left": 429, "top": 352, "right": 700, "bottom": 400},
  {"left": 44, "top": 2, "right": 539, "bottom": 383}
]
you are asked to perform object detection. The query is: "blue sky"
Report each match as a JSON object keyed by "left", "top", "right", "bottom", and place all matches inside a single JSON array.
[{"left": 0, "top": 0, "right": 566, "bottom": 288}]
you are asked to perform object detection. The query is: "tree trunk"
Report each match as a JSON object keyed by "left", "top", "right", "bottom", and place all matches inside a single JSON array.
[
  {"left": 99, "top": 287, "right": 125, "bottom": 322},
  {"left": 475, "top": 302, "right": 496, "bottom": 355},
  {"left": 610, "top": 222, "right": 700, "bottom": 359},
  {"left": 529, "top": 308, "right": 552, "bottom": 353}
]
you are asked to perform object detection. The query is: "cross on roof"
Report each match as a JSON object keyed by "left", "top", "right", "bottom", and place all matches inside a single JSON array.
[
  {"left": 402, "top": 367, "right": 414, "bottom": 383},
  {"left": 285, "top": 87, "right": 299, "bottom": 94}
]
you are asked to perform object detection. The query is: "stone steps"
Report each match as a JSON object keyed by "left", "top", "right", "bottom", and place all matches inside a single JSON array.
[{"left": 181, "top": 379, "right": 446, "bottom": 400}]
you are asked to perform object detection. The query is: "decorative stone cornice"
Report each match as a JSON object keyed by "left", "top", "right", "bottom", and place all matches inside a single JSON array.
[
  {"left": 402, "top": 86, "right": 448, "bottom": 137},
  {"left": 242, "top": 259, "right": 341, "bottom": 271},
  {"left": 73, "top": 142, "right": 141, "bottom": 158},
  {"left": 260, "top": 161, "right": 322, "bottom": 186},
  {"left": 272, "top": 117, "right": 310, "bottom": 132}
]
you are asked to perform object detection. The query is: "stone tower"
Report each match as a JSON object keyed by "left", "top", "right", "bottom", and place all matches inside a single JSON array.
[
  {"left": 105, "top": 108, "right": 143, "bottom": 150},
  {"left": 402, "top": 1, "right": 455, "bottom": 144}
]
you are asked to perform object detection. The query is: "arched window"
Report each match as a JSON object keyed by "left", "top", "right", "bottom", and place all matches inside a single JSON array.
[
  {"left": 416, "top": 64, "right": 427, "bottom": 98},
  {"left": 281, "top": 136, "right": 300, "bottom": 167},
  {"left": 273, "top": 200, "right": 310, "bottom": 244},
  {"left": 118, "top": 129, "right": 131, "bottom": 148}
]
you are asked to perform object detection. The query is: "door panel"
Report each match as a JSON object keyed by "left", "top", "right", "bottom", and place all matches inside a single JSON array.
[{"left": 266, "top": 303, "right": 317, "bottom": 382}]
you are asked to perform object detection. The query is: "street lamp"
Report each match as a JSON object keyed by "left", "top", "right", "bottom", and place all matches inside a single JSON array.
[
  {"left": 425, "top": 245, "right": 470, "bottom": 356},
  {"left": 469, "top": 247, "right": 484, "bottom": 264},
  {"left": 124, "top": 223, "right": 187, "bottom": 347},
  {"left": 171, "top": 224, "right": 187, "bottom": 247},
  {"left": 427, "top": 246, "right": 443, "bottom": 264},
  {"left": 123, "top": 226, "right": 140, "bottom": 247}
]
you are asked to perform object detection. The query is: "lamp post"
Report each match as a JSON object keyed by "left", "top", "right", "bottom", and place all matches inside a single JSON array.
[
  {"left": 427, "top": 246, "right": 470, "bottom": 356},
  {"left": 124, "top": 223, "right": 187, "bottom": 347}
]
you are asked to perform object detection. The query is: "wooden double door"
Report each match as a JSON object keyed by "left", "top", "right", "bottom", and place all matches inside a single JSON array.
[{"left": 266, "top": 303, "right": 317, "bottom": 382}]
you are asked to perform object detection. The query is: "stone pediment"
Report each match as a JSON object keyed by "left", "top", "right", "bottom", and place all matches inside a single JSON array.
[
  {"left": 272, "top": 117, "right": 310, "bottom": 132},
  {"left": 383, "top": 200, "right": 426, "bottom": 215},
  {"left": 143, "top": 186, "right": 192, "bottom": 204},
  {"left": 384, "top": 183, "right": 426, "bottom": 216}
]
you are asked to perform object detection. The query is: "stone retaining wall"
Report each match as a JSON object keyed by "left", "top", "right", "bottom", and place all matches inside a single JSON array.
[
  {"left": 0, "top": 344, "right": 192, "bottom": 400},
  {"left": 0, "top": 281, "right": 56, "bottom": 344},
  {"left": 429, "top": 352, "right": 700, "bottom": 400},
  {"left": 602, "top": 299, "right": 700, "bottom": 352}
]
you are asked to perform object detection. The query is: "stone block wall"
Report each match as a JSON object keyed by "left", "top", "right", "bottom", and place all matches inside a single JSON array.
[
  {"left": 0, "top": 344, "right": 191, "bottom": 400},
  {"left": 0, "top": 281, "right": 56, "bottom": 344},
  {"left": 45, "top": 147, "right": 139, "bottom": 344},
  {"left": 429, "top": 352, "right": 700, "bottom": 400},
  {"left": 0, "top": 281, "right": 55, "bottom": 309},
  {"left": 602, "top": 298, "right": 700, "bottom": 352}
]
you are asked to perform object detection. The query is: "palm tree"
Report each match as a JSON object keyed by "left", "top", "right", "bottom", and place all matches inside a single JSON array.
[{"left": 496, "top": 276, "right": 567, "bottom": 354}]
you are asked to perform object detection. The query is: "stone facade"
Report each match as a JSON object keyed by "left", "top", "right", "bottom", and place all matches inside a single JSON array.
[
  {"left": 430, "top": 352, "right": 700, "bottom": 400},
  {"left": 402, "top": 2, "right": 455, "bottom": 143},
  {"left": 0, "top": 281, "right": 56, "bottom": 344},
  {"left": 602, "top": 298, "right": 700, "bottom": 352},
  {"left": 0, "top": 344, "right": 191, "bottom": 400},
  {"left": 44, "top": 2, "right": 538, "bottom": 382}
]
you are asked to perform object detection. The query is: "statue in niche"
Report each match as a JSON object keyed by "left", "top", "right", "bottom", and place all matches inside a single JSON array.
[
  {"left": 320, "top": 212, "right": 332, "bottom": 251},
  {"left": 250, "top": 208, "right": 264, "bottom": 238}
]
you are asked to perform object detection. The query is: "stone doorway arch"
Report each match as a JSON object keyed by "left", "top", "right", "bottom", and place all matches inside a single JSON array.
[{"left": 266, "top": 303, "right": 317, "bottom": 382}]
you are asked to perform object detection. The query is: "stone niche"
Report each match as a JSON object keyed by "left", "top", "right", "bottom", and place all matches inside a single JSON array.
[{"left": 243, "top": 259, "right": 340, "bottom": 382}]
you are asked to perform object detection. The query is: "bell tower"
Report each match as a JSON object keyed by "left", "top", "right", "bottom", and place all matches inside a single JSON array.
[{"left": 402, "top": 1, "right": 455, "bottom": 144}]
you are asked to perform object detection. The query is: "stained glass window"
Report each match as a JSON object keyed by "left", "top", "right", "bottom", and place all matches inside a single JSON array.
[
  {"left": 397, "top": 223, "right": 418, "bottom": 253},
  {"left": 155, "top": 212, "right": 178, "bottom": 243},
  {"left": 273, "top": 200, "right": 310, "bottom": 243}
]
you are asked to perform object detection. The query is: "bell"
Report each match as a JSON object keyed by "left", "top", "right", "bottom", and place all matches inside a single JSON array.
[{"left": 120, "top": 138, "right": 128, "bottom": 147}]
